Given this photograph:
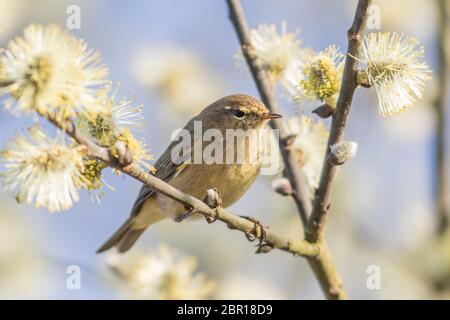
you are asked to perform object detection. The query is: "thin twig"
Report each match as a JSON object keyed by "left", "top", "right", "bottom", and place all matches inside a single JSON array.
[
  {"left": 434, "top": 0, "right": 449, "bottom": 236},
  {"left": 225, "top": 0, "right": 375, "bottom": 300},
  {"left": 302, "top": 0, "right": 373, "bottom": 299},
  {"left": 306, "top": 0, "right": 373, "bottom": 243},
  {"left": 47, "top": 115, "right": 320, "bottom": 258}
]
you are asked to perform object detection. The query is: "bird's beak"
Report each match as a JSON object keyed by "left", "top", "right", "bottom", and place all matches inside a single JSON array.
[{"left": 262, "top": 112, "right": 282, "bottom": 120}]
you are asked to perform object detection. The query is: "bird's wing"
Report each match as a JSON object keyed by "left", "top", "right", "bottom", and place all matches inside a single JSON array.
[{"left": 129, "top": 118, "right": 196, "bottom": 217}]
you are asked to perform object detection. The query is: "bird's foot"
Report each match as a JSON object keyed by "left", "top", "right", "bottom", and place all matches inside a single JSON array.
[
  {"left": 239, "top": 215, "right": 268, "bottom": 245},
  {"left": 203, "top": 188, "right": 222, "bottom": 224}
]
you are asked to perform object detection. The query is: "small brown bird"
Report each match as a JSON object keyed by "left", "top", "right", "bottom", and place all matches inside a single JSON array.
[{"left": 97, "top": 94, "right": 281, "bottom": 253}]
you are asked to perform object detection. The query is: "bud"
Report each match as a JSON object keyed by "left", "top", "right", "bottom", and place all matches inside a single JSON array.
[
  {"left": 256, "top": 244, "right": 273, "bottom": 254},
  {"left": 312, "top": 103, "right": 335, "bottom": 119},
  {"left": 112, "top": 140, "right": 132, "bottom": 166},
  {"left": 328, "top": 141, "right": 358, "bottom": 165},
  {"left": 271, "top": 177, "right": 293, "bottom": 196},
  {"left": 203, "top": 188, "right": 222, "bottom": 208},
  {"left": 356, "top": 70, "right": 372, "bottom": 88}
]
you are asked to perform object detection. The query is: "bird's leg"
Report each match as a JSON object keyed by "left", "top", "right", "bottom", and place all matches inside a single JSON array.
[
  {"left": 239, "top": 215, "right": 268, "bottom": 245},
  {"left": 203, "top": 188, "right": 222, "bottom": 223},
  {"left": 175, "top": 206, "right": 196, "bottom": 222}
]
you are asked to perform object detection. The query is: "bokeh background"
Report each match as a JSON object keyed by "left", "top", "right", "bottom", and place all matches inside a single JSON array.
[{"left": 0, "top": 0, "right": 449, "bottom": 299}]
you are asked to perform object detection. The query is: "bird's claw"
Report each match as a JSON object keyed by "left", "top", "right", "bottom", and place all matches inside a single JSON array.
[{"left": 239, "top": 215, "right": 268, "bottom": 245}]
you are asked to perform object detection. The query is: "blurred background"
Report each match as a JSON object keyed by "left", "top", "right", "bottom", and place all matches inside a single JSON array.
[{"left": 0, "top": 0, "right": 449, "bottom": 299}]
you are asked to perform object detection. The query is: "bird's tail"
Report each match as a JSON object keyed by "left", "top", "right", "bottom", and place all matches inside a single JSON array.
[{"left": 96, "top": 217, "right": 145, "bottom": 254}]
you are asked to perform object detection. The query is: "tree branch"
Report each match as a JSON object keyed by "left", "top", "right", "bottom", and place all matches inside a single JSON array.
[
  {"left": 306, "top": 0, "right": 373, "bottom": 243},
  {"left": 434, "top": 0, "right": 450, "bottom": 236},
  {"left": 224, "top": 0, "right": 377, "bottom": 300},
  {"left": 47, "top": 115, "right": 320, "bottom": 259},
  {"left": 301, "top": 1, "right": 373, "bottom": 299}
]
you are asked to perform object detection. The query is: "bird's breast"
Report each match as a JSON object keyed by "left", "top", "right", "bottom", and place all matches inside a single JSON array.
[
  {"left": 155, "top": 130, "right": 264, "bottom": 220},
  {"left": 169, "top": 161, "right": 261, "bottom": 208}
]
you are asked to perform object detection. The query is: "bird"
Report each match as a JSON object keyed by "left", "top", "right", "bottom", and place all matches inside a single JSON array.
[{"left": 97, "top": 94, "right": 281, "bottom": 253}]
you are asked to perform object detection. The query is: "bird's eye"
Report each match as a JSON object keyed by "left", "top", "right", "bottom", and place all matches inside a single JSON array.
[{"left": 233, "top": 110, "right": 246, "bottom": 119}]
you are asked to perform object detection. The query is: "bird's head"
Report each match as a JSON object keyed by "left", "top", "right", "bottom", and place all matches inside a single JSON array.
[{"left": 199, "top": 94, "right": 281, "bottom": 131}]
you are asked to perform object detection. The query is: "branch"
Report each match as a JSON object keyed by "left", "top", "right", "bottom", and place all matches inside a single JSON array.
[
  {"left": 306, "top": 0, "right": 373, "bottom": 242},
  {"left": 434, "top": 0, "right": 450, "bottom": 236},
  {"left": 301, "top": 1, "right": 373, "bottom": 299},
  {"left": 226, "top": 0, "right": 311, "bottom": 226},
  {"left": 48, "top": 115, "right": 320, "bottom": 258},
  {"left": 224, "top": 0, "right": 372, "bottom": 300}
]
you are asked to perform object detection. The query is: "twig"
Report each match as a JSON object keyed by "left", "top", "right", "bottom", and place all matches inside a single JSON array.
[
  {"left": 434, "top": 0, "right": 450, "bottom": 236},
  {"left": 226, "top": 0, "right": 310, "bottom": 226},
  {"left": 47, "top": 115, "right": 320, "bottom": 258},
  {"left": 225, "top": 0, "right": 375, "bottom": 300},
  {"left": 306, "top": 0, "right": 372, "bottom": 242}
]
